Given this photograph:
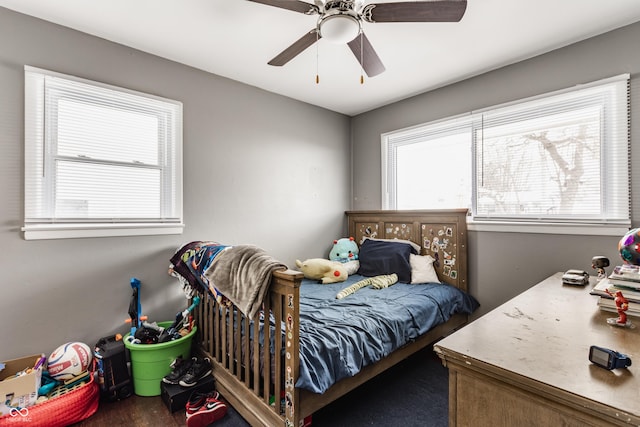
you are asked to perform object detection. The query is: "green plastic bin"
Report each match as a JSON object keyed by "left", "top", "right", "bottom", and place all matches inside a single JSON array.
[{"left": 123, "top": 321, "right": 197, "bottom": 396}]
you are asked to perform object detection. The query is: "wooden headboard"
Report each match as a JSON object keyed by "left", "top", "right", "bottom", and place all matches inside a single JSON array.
[{"left": 346, "top": 209, "right": 468, "bottom": 292}]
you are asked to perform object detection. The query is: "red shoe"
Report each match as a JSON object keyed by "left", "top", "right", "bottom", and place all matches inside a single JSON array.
[
  {"left": 185, "top": 390, "right": 221, "bottom": 419},
  {"left": 186, "top": 397, "right": 227, "bottom": 427}
]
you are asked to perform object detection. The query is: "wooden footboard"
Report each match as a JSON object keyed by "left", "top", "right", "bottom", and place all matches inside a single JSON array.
[{"left": 194, "top": 268, "right": 304, "bottom": 427}]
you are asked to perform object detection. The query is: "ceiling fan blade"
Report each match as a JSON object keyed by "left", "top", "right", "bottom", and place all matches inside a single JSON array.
[
  {"left": 363, "top": 0, "right": 467, "bottom": 23},
  {"left": 247, "top": 0, "right": 320, "bottom": 15},
  {"left": 347, "top": 32, "right": 385, "bottom": 77},
  {"left": 268, "top": 29, "right": 321, "bottom": 66}
]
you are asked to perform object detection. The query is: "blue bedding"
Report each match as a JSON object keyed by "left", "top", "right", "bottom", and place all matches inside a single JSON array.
[
  {"left": 169, "top": 242, "right": 479, "bottom": 394},
  {"left": 296, "top": 274, "right": 479, "bottom": 393}
]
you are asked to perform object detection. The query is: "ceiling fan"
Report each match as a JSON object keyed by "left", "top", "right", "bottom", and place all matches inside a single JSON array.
[{"left": 248, "top": 0, "right": 468, "bottom": 77}]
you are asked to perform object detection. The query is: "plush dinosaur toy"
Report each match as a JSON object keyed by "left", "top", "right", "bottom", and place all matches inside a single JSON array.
[{"left": 295, "top": 258, "right": 348, "bottom": 284}]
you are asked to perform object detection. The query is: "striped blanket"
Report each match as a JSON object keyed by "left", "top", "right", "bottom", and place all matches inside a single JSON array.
[{"left": 336, "top": 273, "right": 398, "bottom": 299}]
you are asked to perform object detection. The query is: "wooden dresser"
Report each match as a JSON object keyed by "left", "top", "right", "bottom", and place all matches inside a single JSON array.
[{"left": 434, "top": 273, "right": 640, "bottom": 426}]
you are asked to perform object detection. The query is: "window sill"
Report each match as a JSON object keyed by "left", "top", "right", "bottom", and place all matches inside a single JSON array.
[
  {"left": 467, "top": 219, "right": 630, "bottom": 236},
  {"left": 22, "top": 223, "right": 185, "bottom": 240}
]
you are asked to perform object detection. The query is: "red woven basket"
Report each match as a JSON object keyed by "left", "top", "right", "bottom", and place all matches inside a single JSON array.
[{"left": 0, "top": 372, "right": 99, "bottom": 427}]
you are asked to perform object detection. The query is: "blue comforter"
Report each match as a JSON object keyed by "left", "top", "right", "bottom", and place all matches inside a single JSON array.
[
  {"left": 296, "top": 275, "right": 479, "bottom": 393},
  {"left": 169, "top": 242, "right": 479, "bottom": 394}
]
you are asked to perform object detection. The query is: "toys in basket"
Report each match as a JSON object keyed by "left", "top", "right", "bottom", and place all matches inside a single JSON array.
[
  {"left": 0, "top": 373, "right": 100, "bottom": 427},
  {"left": 0, "top": 344, "right": 99, "bottom": 427}
]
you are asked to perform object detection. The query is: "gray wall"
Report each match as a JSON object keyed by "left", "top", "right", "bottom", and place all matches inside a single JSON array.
[
  {"left": 352, "top": 22, "right": 640, "bottom": 317},
  {"left": 0, "top": 8, "right": 350, "bottom": 360},
  {"left": 2, "top": 6, "right": 638, "bottom": 360}
]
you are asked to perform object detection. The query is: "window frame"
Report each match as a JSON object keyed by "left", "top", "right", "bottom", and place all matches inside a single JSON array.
[
  {"left": 381, "top": 113, "right": 473, "bottom": 210},
  {"left": 382, "top": 74, "right": 630, "bottom": 236},
  {"left": 23, "top": 66, "right": 184, "bottom": 240}
]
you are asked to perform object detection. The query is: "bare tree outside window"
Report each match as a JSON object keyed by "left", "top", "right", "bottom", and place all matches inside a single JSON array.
[{"left": 476, "top": 108, "right": 601, "bottom": 218}]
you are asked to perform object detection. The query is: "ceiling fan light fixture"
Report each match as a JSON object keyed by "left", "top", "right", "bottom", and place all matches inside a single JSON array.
[{"left": 320, "top": 14, "right": 361, "bottom": 44}]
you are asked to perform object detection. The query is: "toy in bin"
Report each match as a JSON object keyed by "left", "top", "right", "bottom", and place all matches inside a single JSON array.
[
  {"left": 158, "top": 296, "right": 200, "bottom": 343},
  {"left": 126, "top": 277, "right": 147, "bottom": 339},
  {"left": 128, "top": 296, "right": 200, "bottom": 345}
]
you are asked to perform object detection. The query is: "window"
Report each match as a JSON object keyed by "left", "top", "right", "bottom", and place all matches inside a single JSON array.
[
  {"left": 23, "top": 66, "right": 184, "bottom": 240},
  {"left": 383, "top": 75, "right": 630, "bottom": 235},
  {"left": 382, "top": 115, "right": 473, "bottom": 210}
]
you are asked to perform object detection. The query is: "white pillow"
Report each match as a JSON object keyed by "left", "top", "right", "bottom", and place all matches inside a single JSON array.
[{"left": 410, "top": 254, "right": 440, "bottom": 284}]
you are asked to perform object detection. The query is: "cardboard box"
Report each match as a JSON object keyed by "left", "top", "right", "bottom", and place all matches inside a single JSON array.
[
  {"left": 0, "top": 354, "right": 43, "bottom": 417},
  {"left": 160, "top": 375, "right": 215, "bottom": 413}
]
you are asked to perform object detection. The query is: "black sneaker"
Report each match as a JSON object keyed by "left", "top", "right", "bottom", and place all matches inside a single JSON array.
[
  {"left": 179, "top": 357, "right": 212, "bottom": 387},
  {"left": 162, "top": 356, "right": 194, "bottom": 384}
]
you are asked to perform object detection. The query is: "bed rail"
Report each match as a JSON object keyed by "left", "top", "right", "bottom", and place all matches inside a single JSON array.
[{"left": 194, "top": 269, "right": 304, "bottom": 427}]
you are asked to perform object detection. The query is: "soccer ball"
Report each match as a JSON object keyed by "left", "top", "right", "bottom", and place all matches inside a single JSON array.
[
  {"left": 47, "top": 342, "right": 92, "bottom": 380},
  {"left": 618, "top": 228, "right": 640, "bottom": 265}
]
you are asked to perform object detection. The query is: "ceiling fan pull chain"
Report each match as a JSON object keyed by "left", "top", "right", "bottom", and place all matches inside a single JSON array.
[
  {"left": 360, "top": 31, "right": 364, "bottom": 84},
  {"left": 316, "top": 30, "right": 320, "bottom": 84}
]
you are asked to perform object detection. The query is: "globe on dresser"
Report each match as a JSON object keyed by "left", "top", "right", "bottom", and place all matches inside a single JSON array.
[{"left": 619, "top": 228, "right": 640, "bottom": 265}]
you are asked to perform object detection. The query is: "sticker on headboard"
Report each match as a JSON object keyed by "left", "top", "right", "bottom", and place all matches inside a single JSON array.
[
  {"left": 356, "top": 223, "right": 380, "bottom": 243},
  {"left": 384, "top": 222, "right": 413, "bottom": 240},
  {"left": 422, "top": 224, "right": 458, "bottom": 281}
]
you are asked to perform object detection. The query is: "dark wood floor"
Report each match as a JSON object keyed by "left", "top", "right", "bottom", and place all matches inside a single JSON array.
[
  {"left": 69, "top": 345, "right": 447, "bottom": 426},
  {"left": 72, "top": 392, "right": 251, "bottom": 426},
  {"left": 71, "top": 345, "right": 447, "bottom": 426},
  {"left": 73, "top": 395, "right": 188, "bottom": 427}
]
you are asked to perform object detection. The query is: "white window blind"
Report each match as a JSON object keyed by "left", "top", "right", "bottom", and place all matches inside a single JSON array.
[
  {"left": 23, "top": 66, "right": 184, "bottom": 240},
  {"left": 473, "top": 75, "right": 630, "bottom": 227},
  {"left": 382, "top": 74, "right": 630, "bottom": 235}
]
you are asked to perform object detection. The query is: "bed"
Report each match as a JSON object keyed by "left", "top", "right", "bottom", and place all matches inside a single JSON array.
[{"left": 169, "top": 209, "right": 478, "bottom": 427}]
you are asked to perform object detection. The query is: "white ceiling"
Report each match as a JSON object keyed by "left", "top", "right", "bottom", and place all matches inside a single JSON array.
[{"left": 2, "top": 0, "right": 640, "bottom": 116}]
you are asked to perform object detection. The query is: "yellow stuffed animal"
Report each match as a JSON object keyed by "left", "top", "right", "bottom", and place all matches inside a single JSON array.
[{"left": 295, "top": 258, "right": 348, "bottom": 284}]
